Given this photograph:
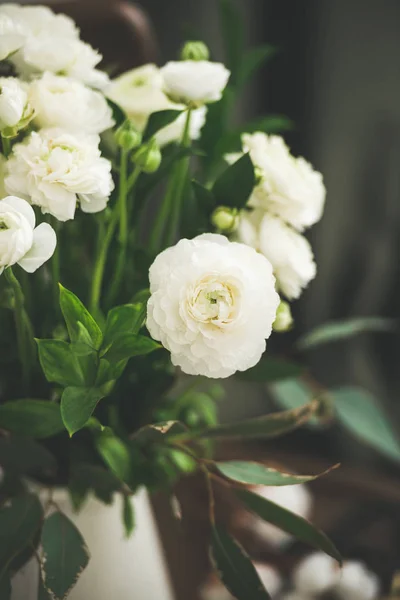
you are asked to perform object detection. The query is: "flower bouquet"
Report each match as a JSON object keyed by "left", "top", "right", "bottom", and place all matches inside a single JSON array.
[{"left": 0, "top": 3, "right": 398, "bottom": 600}]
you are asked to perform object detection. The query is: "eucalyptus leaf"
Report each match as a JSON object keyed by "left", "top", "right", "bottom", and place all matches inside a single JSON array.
[
  {"left": 41, "top": 512, "right": 90, "bottom": 600},
  {"left": 333, "top": 387, "right": 400, "bottom": 462},
  {"left": 216, "top": 461, "right": 337, "bottom": 486},
  {"left": 0, "top": 400, "right": 64, "bottom": 439},
  {"left": 59, "top": 285, "right": 102, "bottom": 349},
  {"left": 122, "top": 496, "right": 135, "bottom": 538},
  {"left": 144, "top": 109, "right": 183, "bottom": 140},
  {"left": 236, "top": 488, "right": 341, "bottom": 562},
  {"left": 212, "top": 153, "right": 255, "bottom": 209},
  {"left": 297, "top": 317, "right": 395, "bottom": 350},
  {"left": 210, "top": 525, "right": 271, "bottom": 599},
  {"left": 238, "top": 357, "right": 304, "bottom": 382},
  {"left": 103, "top": 332, "right": 160, "bottom": 364},
  {"left": 61, "top": 386, "right": 106, "bottom": 436},
  {"left": 36, "top": 339, "right": 85, "bottom": 387}
]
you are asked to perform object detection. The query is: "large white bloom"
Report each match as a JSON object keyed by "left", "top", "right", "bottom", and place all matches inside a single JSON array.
[
  {"left": 29, "top": 73, "right": 114, "bottom": 134},
  {"left": 147, "top": 234, "right": 279, "bottom": 379},
  {"left": 237, "top": 133, "right": 325, "bottom": 231},
  {"left": 107, "top": 64, "right": 206, "bottom": 146},
  {"left": 0, "top": 77, "right": 29, "bottom": 130},
  {"left": 238, "top": 211, "right": 316, "bottom": 300},
  {"left": 0, "top": 13, "right": 25, "bottom": 60},
  {"left": 0, "top": 195, "right": 56, "bottom": 273},
  {"left": 160, "top": 60, "right": 230, "bottom": 106},
  {"left": 5, "top": 129, "right": 114, "bottom": 222}
]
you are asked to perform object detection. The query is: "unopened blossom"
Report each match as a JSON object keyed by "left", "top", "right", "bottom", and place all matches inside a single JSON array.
[
  {"left": 293, "top": 552, "right": 338, "bottom": 595},
  {"left": 232, "top": 133, "right": 325, "bottom": 231},
  {"left": 160, "top": 60, "right": 230, "bottom": 106},
  {"left": 5, "top": 129, "right": 114, "bottom": 222},
  {"left": 0, "top": 13, "right": 25, "bottom": 61},
  {"left": 29, "top": 73, "right": 114, "bottom": 134},
  {"left": 0, "top": 195, "right": 56, "bottom": 273},
  {"left": 0, "top": 77, "right": 29, "bottom": 131},
  {"left": 107, "top": 64, "right": 206, "bottom": 146},
  {"left": 238, "top": 211, "right": 316, "bottom": 300},
  {"left": 147, "top": 233, "right": 279, "bottom": 378}
]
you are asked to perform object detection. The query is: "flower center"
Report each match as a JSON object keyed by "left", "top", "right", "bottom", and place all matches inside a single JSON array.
[{"left": 188, "top": 276, "right": 239, "bottom": 325}]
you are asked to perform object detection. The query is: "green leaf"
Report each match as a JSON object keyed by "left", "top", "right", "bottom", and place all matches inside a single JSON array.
[
  {"left": 0, "top": 400, "right": 64, "bottom": 438},
  {"left": 103, "top": 332, "right": 160, "bottom": 364},
  {"left": 61, "top": 387, "right": 106, "bottom": 436},
  {"left": 210, "top": 525, "right": 271, "bottom": 599},
  {"left": 122, "top": 496, "right": 135, "bottom": 538},
  {"left": 95, "top": 432, "right": 132, "bottom": 482},
  {"left": 192, "top": 180, "right": 216, "bottom": 214},
  {"left": 236, "top": 488, "right": 341, "bottom": 563},
  {"left": 297, "top": 317, "right": 395, "bottom": 351},
  {"left": 0, "top": 493, "right": 43, "bottom": 573},
  {"left": 212, "top": 153, "right": 255, "bottom": 209},
  {"left": 144, "top": 109, "right": 183, "bottom": 140},
  {"left": 103, "top": 303, "right": 147, "bottom": 349},
  {"left": 238, "top": 357, "right": 304, "bottom": 382},
  {"left": 36, "top": 339, "right": 84, "bottom": 387},
  {"left": 332, "top": 387, "right": 400, "bottom": 462},
  {"left": 106, "top": 98, "right": 126, "bottom": 127},
  {"left": 237, "top": 45, "right": 277, "bottom": 88},
  {"left": 193, "top": 401, "right": 318, "bottom": 440},
  {"left": 59, "top": 285, "right": 102, "bottom": 349},
  {"left": 218, "top": 0, "right": 244, "bottom": 84},
  {"left": 38, "top": 575, "right": 52, "bottom": 600},
  {"left": 0, "top": 435, "right": 56, "bottom": 474},
  {"left": 41, "top": 512, "right": 90, "bottom": 600},
  {"left": 216, "top": 461, "right": 337, "bottom": 486}
]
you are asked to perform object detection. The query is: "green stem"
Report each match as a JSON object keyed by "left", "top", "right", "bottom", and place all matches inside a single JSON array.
[
  {"left": 5, "top": 267, "right": 33, "bottom": 387},
  {"left": 89, "top": 210, "right": 119, "bottom": 315},
  {"left": 1, "top": 135, "right": 11, "bottom": 158},
  {"left": 118, "top": 149, "right": 129, "bottom": 245},
  {"left": 50, "top": 218, "right": 60, "bottom": 307}
]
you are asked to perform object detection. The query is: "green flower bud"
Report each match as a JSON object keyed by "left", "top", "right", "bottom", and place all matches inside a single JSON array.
[
  {"left": 115, "top": 120, "right": 142, "bottom": 151},
  {"left": 132, "top": 138, "right": 162, "bottom": 173},
  {"left": 273, "top": 300, "right": 293, "bottom": 332},
  {"left": 181, "top": 40, "right": 210, "bottom": 61},
  {"left": 211, "top": 206, "right": 239, "bottom": 233}
]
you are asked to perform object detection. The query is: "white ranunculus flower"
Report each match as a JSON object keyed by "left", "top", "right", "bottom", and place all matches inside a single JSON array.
[
  {"left": 0, "top": 195, "right": 56, "bottom": 273},
  {"left": 29, "top": 72, "right": 114, "bottom": 134},
  {"left": 107, "top": 64, "right": 207, "bottom": 146},
  {"left": 147, "top": 233, "right": 279, "bottom": 379},
  {"left": 293, "top": 553, "right": 338, "bottom": 595},
  {"left": 160, "top": 60, "right": 230, "bottom": 106},
  {"left": 5, "top": 129, "right": 114, "bottom": 222},
  {"left": 238, "top": 211, "right": 316, "bottom": 300},
  {"left": 335, "top": 561, "right": 380, "bottom": 600},
  {"left": 0, "top": 13, "right": 25, "bottom": 60},
  {"left": 237, "top": 133, "right": 326, "bottom": 231},
  {"left": 0, "top": 77, "right": 29, "bottom": 130}
]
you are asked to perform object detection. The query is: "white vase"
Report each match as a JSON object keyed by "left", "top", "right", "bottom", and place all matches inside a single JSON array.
[{"left": 11, "top": 488, "right": 175, "bottom": 600}]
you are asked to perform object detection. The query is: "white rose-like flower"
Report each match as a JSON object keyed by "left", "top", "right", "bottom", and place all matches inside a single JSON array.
[
  {"left": 147, "top": 234, "right": 279, "bottom": 379},
  {"left": 238, "top": 211, "right": 316, "bottom": 300},
  {"left": 5, "top": 129, "right": 114, "bottom": 222},
  {"left": 160, "top": 60, "right": 230, "bottom": 105},
  {"left": 107, "top": 64, "right": 207, "bottom": 146},
  {"left": 293, "top": 553, "right": 338, "bottom": 595},
  {"left": 0, "top": 195, "right": 56, "bottom": 273},
  {"left": 335, "top": 561, "right": 380, "bottom": 600},
  {"left": 0, "top": 13, "right": 25, "bottom": 60},
  {"left": 238, "top": 133, "right": 325, "bottom": 231},
  {"left": 0, "top": 77, "right": 29, "bottom": 130},
  {"left": 29, "top": 73, "right": 114, "bottom": 134}
]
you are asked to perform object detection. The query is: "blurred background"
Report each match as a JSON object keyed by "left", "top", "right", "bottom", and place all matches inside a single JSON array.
[{"left": 14, "top": 0, "right": 400, "bottom": 598}]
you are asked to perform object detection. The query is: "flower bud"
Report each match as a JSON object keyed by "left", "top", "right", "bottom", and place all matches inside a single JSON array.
[
  {"left": 132, "top": 138, "right": 162, "bottom": 173},
  {"left": 114, "top": 120, "right": 142, "bottom": 151},
  {"left": 181, "top": 40, "right": 210, "bottom": 62},
  {"left": 211, "top": 206, "right": 239, "bottom": 233},
  {"left": 273, "top": 300, "right": 293, "bottom": 332}
]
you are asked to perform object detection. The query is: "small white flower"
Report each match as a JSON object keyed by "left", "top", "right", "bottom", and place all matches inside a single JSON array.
[
  {"left": 335, "top": 561, "right": 380, "bottom": 600},
  {"left": 293, "top": 552, "right": 338, "bottom": 595},
  {"left": 0, "top": 195, "right": 56, "bottom": 273},
  {"left": 5, "top": 128, "right": 114, "bottom": 222},
  {"left": 236, "top": 133, "right": 325, "bottom": 231},
  {"left": 107, "top": 64, "right": 206, "bottom": 146},
  {"left": 29, "top": 72, "right": 114, "bottom": 134},
  {"left": 147, "top": 233, "right": 279, "bottom": 379},
  {"left": 160, "top": 60, "right": 230, "bottom": 105},
  {"left": 238, "top": 211, "right": 316, "bottom": 300},
  {"left": 0, "top": 13, "right": 25, "bottom": 61},
  {"left": 0, "top": 77, "right": 30, "bottom": 131}
]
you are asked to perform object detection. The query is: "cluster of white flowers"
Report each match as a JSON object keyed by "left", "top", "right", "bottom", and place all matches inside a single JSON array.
[{"left": 233, "top": 133, "right": 326, "bottom": 300}]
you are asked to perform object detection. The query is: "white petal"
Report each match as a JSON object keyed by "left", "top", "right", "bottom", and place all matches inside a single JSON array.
[
  {"left": 0, "top": 195, "right": 35, "bottom": 228},
  {"left": 79, "top": 193, "right": 108, "bottom": 214},
  {"left": 18, "top": 222, "right": 56, "bottom": 273}
]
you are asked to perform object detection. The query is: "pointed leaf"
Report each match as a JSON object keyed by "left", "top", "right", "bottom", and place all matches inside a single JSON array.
[
  {"left": 103, "top": 332, "right": 160, "bottom": 364},
  {"left": 103, "top": 303, "right": 146, "bottom": 349},
  {"left": 144, "top": 109, "right": 183, "bottom": 140},
  {"left": 297, "top": 317, "right": 395, "bottom": 350},
  {"left": 122, "top": 496, "right": 135, "bottom": 538},
  {"left": 216, "top": 461, "right": 338, "bottom": 486},
  {"left": 210, "top": 525, "right": 271, "bottom": 599},
  {"left": 332, "top": 387, "right": 400, "bottom": 462},
  {"left": 238, "top": 357, "right": 304, "bottom": 382},
  {"left": 59, "top": 285, "right": 102, "bottom": 349},
  {"left": 212, "top": 152, "right": 255, "bottom": 209},
  {"left": 61, "top": 387, "right": 106, "bottom": 436},
  {"left": 235, "top": 488, "right": 341, "bottom": 563},
  {"left": 41, "top": 512, "right": 90, "bottom": 600},
  {"left": 95, "top": 432, "right": 132, "bottom": 482},
  {"left": 0, "top": 400, "right": 64, "bottom": 438},
  {"left": 36, "top": 340, "right": 85, "bottom": 387}
]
